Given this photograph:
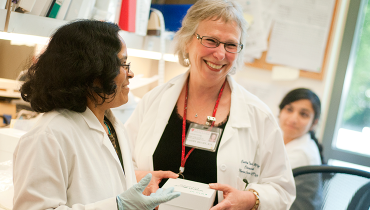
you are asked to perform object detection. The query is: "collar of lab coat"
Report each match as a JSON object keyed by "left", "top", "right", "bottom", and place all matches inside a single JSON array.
[
  {"left": 79, "top": 107, "right": 105, "bottom": 133},
  {"left": 226, "top": 74, "right": 251, "bottom": 129},
  {"left": 164, "top": 70, "right": 252, "bottom": 129},
  {"left": 79, "top": 107, "right": 137, "bottom": 187},
  {"left": 78, "top": 107, "right": 119, "bottom": 134}
]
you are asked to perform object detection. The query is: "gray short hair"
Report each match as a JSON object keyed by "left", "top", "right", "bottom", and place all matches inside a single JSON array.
[{"left": 174, "top": 0, "right": 248, "bottom": 69}]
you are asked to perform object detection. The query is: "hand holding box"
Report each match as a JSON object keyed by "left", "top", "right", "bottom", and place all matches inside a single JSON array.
[{"left": 159, "top": 178, "right": 216, "bottom": 210}]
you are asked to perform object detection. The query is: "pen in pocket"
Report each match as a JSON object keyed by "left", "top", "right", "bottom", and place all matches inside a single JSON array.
[{"left": 243, "top": 178, "right": 249, "bottom": 190}]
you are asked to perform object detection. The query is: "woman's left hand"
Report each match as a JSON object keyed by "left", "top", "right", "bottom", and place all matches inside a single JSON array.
[
  {"left": 135, "top": 170, "right": 179, "bottom": 196},
  {"left": 209, "top": 183, "right": 255, "bottom": 210}
]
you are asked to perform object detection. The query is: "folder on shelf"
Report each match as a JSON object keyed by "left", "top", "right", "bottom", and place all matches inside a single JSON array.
[
  {"left": 29, "top": 0, "right": 53, "bottom": 16},
  {"left": 118, "top": 0, "right": 137, "bottom": 33},
  {"left": 93, "top": 0, "right": 122, "bottom": 22},
  {"left": 135, "top": 0, "right": 151, "bottom": 36},
  {"left": 118, "top": 0, "right": 151, "bottom": 36},
  {"left": 64, "top": 0, "right": 95, "bottom": 21},
  {"left": 45, "top": 0, "right": 56, "bottom": 17},
  {"left": 55, "top": 0, "right": 71, "bottom": 20},
  {"left": 47, "top": 0, "right": 64, "bottom": 18}
]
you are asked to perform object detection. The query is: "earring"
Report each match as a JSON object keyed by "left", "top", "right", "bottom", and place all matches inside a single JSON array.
[
  {"left": 184, "top": 58, "right": 190, "bottom": 66},
  {"left": 228, "top": 66, "right": 236, "bottom": 75}
]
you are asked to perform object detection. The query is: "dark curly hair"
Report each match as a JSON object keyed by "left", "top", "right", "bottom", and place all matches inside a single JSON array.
[
  {"left": 279, "top": 88, "right": 325, "bottom": 164},
  {"left": 20, "top": 20, "right": 122, "bottom": 113}
]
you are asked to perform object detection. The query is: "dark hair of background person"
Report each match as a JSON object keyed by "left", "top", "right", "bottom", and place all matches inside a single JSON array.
[
  {"left": 279, "top": 88, "right": 325, "bottom": 164},
  {"left": 20, "top": 20, "right": 122, "bottom": 113}
]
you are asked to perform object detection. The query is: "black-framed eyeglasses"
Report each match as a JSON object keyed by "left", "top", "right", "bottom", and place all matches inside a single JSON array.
[
  {"left": 195, "top": 34, "right": 243, "bottom": 53},
  {"left": 121, "top": 62, "right": 131, "bottom": 73}
]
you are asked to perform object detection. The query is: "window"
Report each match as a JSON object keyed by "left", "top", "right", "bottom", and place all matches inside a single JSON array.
[{"left": 323, "top": 0, "right": 370, "bottom": 167}]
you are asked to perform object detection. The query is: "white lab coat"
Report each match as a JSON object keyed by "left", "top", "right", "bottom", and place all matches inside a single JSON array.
[
  {"left": 285, "top": 133, "right": 322, "bottom": 169},
  {"left": 13, "top": 108, "right": 137, "bottom": 210},
  {"left": 125, "top": 71, "right": 296, "bottom": 210}
]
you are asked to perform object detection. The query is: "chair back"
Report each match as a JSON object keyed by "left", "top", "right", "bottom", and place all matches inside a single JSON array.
[{"left": 291, "top": 165, "right": 370, "bottom": 210}]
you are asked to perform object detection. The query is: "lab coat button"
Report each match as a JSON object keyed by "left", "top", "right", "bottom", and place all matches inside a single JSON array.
[{"left": 220, "top": 164, "right": 227, "bottom": 171}]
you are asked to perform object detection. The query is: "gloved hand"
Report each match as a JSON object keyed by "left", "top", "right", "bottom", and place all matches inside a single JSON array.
[{"left": 116, "top": 173, "right": 181, "bottom": 210}]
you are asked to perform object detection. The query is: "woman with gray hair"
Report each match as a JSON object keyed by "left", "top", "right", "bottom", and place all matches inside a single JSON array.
[{"left": 125, "top": 0, "right": 295, "bottom": 209}]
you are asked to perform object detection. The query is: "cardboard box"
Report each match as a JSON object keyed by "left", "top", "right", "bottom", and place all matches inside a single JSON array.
[{"left": 159, "top": 178, "right": 216, "bottom": 210}]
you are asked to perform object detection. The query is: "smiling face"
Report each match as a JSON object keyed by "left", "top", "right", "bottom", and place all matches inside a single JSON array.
[
  {"left": 279, "top": 99, "right": 317, "bottom": 144},
  {"left": 106, "top": 36, "right": 134, "bottom": 108},
  {"left": 186, "top": 18, "right": 241, "bottom": 84}
]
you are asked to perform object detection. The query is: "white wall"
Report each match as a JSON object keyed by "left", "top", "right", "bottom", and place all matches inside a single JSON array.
[{"left": 232, "top": 66, "right": 325, "bottom": 120}]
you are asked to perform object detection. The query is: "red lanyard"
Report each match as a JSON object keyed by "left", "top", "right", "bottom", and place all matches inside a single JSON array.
[{"left": 179, "top": 78, "right": 227, "bottom": 176}]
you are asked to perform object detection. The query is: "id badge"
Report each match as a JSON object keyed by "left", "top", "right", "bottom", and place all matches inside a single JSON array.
[{"left": 184, "top": 123, "right": 223, "bottom": 152}]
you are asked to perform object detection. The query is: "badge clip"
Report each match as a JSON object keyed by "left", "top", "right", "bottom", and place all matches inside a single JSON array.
[
  {"left": 206, "top": 116, "right": 216, "bottom": 125},
  {"left": 178, "top": 167, "right": 185, "bottom": 179}
]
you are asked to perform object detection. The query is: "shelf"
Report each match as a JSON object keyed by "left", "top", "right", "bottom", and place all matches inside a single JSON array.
[
  {"left": 1, "top": 9, "right": 68, "bottom": 37},
  {"left": 0, "top": 78, "right": 22, "bottom": 99},
  {"left": 0, "top": 10, "right": 174, "bottom": 95},
  {"left": 120, "top": 30, "right": 175, "bottom": 55},
  {"left": 0, "top": 9, "right": 175, "bottom": 55}
]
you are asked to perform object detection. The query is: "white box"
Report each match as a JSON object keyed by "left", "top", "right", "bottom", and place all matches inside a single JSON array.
[{"left": 159, "top": 178, "right": 216, "bottom": 210}]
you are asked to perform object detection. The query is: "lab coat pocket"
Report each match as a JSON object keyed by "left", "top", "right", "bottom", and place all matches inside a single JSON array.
[{"left": 236, "top": 176, "right": 247, "bottom": 191}]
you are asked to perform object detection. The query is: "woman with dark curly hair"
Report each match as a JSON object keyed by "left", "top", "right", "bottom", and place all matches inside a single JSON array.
[{"left": 13, "top": 20, "right": 179, "bottom": 210}]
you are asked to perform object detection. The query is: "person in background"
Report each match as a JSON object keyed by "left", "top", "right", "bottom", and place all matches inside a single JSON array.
[
  {"left": 279, "top": 88, "right": 324, "bottom": 169},
  {"left": 124, "top": 0, "right": 296, "bottom": 209},
  {"left": 279, "top": 88, "right": 324, "bottom": 210},
  {"left": 13, "top": 20, "right": 180, "bottom": 210}
]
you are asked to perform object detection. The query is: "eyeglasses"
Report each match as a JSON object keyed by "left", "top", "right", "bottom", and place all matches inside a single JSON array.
[
  {"left": 195, "top": 34, "right": 243, "bottom": 53},
  {"left": 121, "top": 62, "right": 131, "bottom": 73}
]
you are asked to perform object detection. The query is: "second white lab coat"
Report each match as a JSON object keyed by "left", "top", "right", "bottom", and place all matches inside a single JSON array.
[
  {"left": 125, "top": 71, "right": 296, "bottom": 210},
  {"left": 285, "top": 133, "right": 322, "bottom": 169},
  {"left": 13, "top": 108, "right": 137, "bottom": 210}
]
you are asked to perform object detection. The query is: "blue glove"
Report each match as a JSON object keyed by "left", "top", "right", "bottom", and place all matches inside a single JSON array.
[{"left": 116, "top": 173, "right": 181, "bottom": 210}]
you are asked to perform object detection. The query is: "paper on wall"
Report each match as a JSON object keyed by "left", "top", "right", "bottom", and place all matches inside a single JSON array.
[
  {"left": 266, "top": 0, "right": 336, "bottom": 72},
  {"left": 233, "top": 0, "right": 276, "bottom": 61},
  {"left": 272, "top": 65, "right": 300, "bottom": 80}
]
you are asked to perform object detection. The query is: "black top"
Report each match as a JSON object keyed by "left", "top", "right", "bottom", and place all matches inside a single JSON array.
[{"left": 153, "top": 105, "right": 228, "bottom": 204}]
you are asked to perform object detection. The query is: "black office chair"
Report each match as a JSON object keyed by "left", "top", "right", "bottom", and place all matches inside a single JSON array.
[{"left": 291, "top": 165, "right": 370, "bottom": 210}]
